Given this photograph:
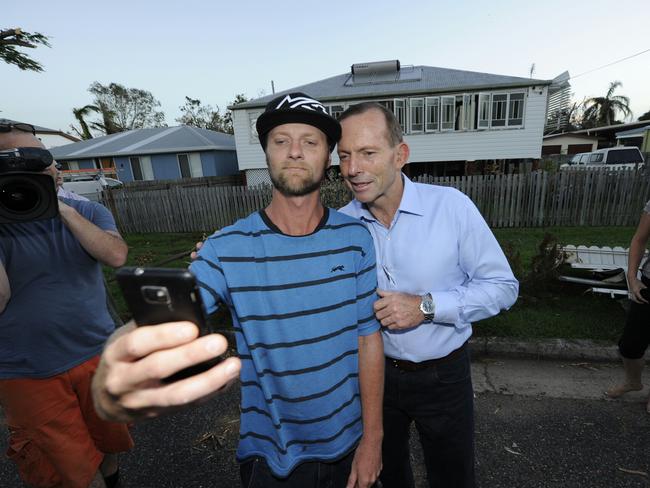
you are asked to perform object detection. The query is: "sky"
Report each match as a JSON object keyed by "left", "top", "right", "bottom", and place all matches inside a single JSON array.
[{"left": 3, "top": 0, "right": 649, "bottom": 134}]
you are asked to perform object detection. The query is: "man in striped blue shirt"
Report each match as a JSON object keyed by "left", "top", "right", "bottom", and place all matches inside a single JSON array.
[{"left": 93, "top": 93, "right": 384, "bottom": 488}]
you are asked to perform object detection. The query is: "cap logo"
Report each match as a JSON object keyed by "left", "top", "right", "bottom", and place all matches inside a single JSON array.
[{"left": 275, "top": 95, "right": 328, "bottom": 115}]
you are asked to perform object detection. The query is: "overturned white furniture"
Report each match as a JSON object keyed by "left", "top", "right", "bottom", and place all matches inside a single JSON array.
[{"left": 558, "top": 245, "right": 648, "bottom": 298}]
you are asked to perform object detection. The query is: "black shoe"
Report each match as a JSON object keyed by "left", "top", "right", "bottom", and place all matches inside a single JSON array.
[{"left": 103, "top": 468, "right": 120, "bottom": 488}]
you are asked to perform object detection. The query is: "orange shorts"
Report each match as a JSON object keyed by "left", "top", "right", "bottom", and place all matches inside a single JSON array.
[{"left": 0, "top": 355, "right": 134, "bottom": 488}]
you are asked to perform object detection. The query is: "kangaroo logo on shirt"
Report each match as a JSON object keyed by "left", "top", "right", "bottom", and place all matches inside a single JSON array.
[{"left": 331, "top": 265, "right": 345, "bottom": 273}]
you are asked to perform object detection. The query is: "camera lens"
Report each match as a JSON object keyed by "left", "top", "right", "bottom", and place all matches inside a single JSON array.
[
  {"left": 0, "top": 173, "right": 59, "bottom": 224},
  {"left": 0, "top": 180, "right": 41, "bottom": 213},
  {"left": 142, "top": 286, "right": 171, "bottom": 305}
]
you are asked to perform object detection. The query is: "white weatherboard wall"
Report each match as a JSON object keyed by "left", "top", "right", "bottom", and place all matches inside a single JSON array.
[{"left": 232, "top": 86, "right": 548, "bottom": 172}]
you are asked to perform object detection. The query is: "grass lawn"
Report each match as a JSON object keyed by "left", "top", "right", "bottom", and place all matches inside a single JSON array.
[{"left": 108, "top": 226, "right": 637, "bottom": 342}]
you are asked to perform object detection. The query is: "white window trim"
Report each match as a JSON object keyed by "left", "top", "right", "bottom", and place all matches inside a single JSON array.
[
  {"left": 425, "top": 96, "right": 439, "bottom": 132},
  {"left": 409, "top": 97, "right": 424, "bottom": 134},
  {"left": 477, "top": 92, "right": 491, "bottom": 130},
  {"left": 490, "top": 93, "right": 508, "bottom": 130},
  {"left": 440, "top": 96, "right": 455, "bottom": 131},
  {"left": 506, "top": 91, "right": 526, "bottom": 128},
  {"left": 394, "top": 98, "right": 406, "bottom": 133}
]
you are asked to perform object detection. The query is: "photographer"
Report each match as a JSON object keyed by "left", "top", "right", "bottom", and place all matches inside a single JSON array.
[{"left": 0, "top": 121, "right": 133, "bottom": 488}]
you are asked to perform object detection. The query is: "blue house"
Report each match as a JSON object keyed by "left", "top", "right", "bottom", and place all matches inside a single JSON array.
[{"left": 50, "top": 125, "right": 238, "bottom": 182}]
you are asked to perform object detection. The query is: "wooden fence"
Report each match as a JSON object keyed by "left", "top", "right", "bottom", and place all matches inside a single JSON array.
[{"left": 102, "top": 169, "right": 650, "bottom": 233}]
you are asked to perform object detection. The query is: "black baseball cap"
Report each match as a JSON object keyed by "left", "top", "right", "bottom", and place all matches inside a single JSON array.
[{"left": 256, "top": 92, "right": 341, "bottom": 152}]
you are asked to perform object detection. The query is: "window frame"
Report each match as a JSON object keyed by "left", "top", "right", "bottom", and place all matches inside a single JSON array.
[
  {"left": 440, "top": 96, "right": 455, "bottom": 131},
  {"left": 393, "top": 98, "right": 406, "bottom": 133},
  {"left": 507, "top": 92, "right": 526, "bottom": 127},
  {"left": 129, "top": 156, "right": 144, "bottom": 181},
  {"left": 491, "top": 93, "right": 508, "bottom": 128},
  {"left": 478, "top": 93, "right": 491, "bottom": 129},
  {"left": 409, "top": 98, "right": 424, "bottom": 133},
  {"left": 177, "top": 153, "right": 192, "bottom": 178},
  {"left": 425, "top": 96, "right": 440, "bottom": 132}
]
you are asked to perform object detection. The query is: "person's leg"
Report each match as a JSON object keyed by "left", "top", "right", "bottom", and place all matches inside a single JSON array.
[
  {"left": 410, "top": 350, "right": 475, "bottom": 488},
  {"left": 323, "top": 449, "right": 355, "bottom": 488},
  {"left": 379, "top": 363, "right": 416, "bottom": 488},
  {"left": 73, "top": 356, "right": 133, "bottom": 488},
  {"left": 607, "top": 300, "right": 647, "bottom": 398},
  {"left": 0, "top": 372, "right": 104, "bottom": 488},
  {"left": 240, "top": 457, "right": 318, "bottom": 487}
]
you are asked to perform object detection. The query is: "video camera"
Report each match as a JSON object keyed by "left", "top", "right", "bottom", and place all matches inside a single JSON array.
[{"left": 0, "top": 147, "right": 59, "bottom": 224}]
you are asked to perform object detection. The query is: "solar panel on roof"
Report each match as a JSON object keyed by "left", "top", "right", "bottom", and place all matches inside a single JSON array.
[{"left": 344, "top": 67, "right": 422, "bottom": 87}]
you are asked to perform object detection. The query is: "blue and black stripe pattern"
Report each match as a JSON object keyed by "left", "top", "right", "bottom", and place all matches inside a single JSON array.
[{"left": 190, "top": 209, "right": 379, "bottom": 477}]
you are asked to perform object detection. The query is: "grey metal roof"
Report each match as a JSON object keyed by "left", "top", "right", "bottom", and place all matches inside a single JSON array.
[
  {"left": 50, "top": 125, "right": 236, "bottom": 160},
  {"left": 616, "top": 124, "right": 650, "bottom": 138},
  {"left": 234, "top": 64, "right": 551, "bottom": 109}
]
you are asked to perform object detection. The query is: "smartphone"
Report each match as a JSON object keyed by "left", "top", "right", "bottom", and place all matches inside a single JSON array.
[{"left": 115, "top": 266, "right": 221, "bottom": 382}]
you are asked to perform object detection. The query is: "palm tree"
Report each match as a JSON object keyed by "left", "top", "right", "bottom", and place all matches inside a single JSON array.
[
  {"left": 71, "top": 104, "right": 99, "bottom": 139},
  {"left": 582, "top": 81, "right": 632, "bottom": 127}
]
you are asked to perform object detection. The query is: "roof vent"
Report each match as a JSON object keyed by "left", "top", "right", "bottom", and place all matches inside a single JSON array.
[{"left": 351, "top": 60, "right": 400, "bottom": 76}]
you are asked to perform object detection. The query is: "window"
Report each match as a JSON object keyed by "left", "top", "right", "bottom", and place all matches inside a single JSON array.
[
  {"left": 508, "top": 93, "right": 525, "bottom": 126},
  {"left": 329, "top": 105, "right": 344, "bottom": 120},
  {"left": 454, "top": 96, "right": 465, "bottom": 130},
  {"left": 478, "top": 93, "right": 491, "bottom": 129},
  {"left": 463, "top": 94, "right": 475, "bottom": 130},
  {"left": 589, "top": 153, "right": 604, "bottom": 163},
  {"left": 377, "top": 100, "right": 394, "bottom": 113},
  {"left": 249, "top": 111, "right": 261, "bottom": 144},
  {"left": 441, "top": 96, "right": 455, "bottom": 131},
  {"left": 394, "top": 99, "right": 406, "bottom": 131},
  {"left": 410, "top": 98, "right": 424, "bottom": 133},
  {"left": 178, "top": 154, "right": 192, "bottom": 178},
  {"left": 425, "top": 97, "right": 439, "bottom": 131},
  {"left": 130, "top": 157, "right": 144, "bottom": 181},
  {"left": 491, "top": 94, "right": 507, "bottom": 127}
]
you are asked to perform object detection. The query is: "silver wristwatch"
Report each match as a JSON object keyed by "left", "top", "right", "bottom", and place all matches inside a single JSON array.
[{"left": 419, "top": 293, "right": 435, "bottom": 322}]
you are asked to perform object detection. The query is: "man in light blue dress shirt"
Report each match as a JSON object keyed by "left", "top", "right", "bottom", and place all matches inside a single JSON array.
[{"left": 337, "top": 102, "right": 519, "bottom": 488}]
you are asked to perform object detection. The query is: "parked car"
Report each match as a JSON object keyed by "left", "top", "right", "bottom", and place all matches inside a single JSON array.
[
  {"left": 67, "top": 175, "right": 124, "bottom": 189},
  {"left": 61, "top": 180, "right": 104, "bottom": 201},
  {"left": 61, "top": 174, "right": 123, "bottom": 201},
  {"left": 560, "top": 147, "right": 645, "bottom": 170}
]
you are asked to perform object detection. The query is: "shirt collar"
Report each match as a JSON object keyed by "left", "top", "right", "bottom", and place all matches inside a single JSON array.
[{"left": 356, "top": 173, "right": 425, "bottom": 223}]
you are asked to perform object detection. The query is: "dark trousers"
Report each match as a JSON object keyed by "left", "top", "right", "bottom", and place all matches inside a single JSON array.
[
  {"left": 619, "top": 275, "right": 650, "bottom": 359},
  {"left": 239, "top": 450, "right": 354, "bottom": 488},
  {"left": 380, "top": 348, "right": 476, "bottom": 488}
]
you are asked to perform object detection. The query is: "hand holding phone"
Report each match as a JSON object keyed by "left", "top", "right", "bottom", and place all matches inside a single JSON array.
[{"left": 115, "top": 267, "right": 222, "bottom": 382}]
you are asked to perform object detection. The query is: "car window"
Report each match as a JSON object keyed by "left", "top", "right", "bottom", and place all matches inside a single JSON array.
[
  {"left": 579, "top": 154, "right": 590, "bottom": 163},
  {"left": 589, "top": 153, "right": 604, "bottom": 163},
  {"left": 605, "top": 148, "right": 643, "bottom": 164}
]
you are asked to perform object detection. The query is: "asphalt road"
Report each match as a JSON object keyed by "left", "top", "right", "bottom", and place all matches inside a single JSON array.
[{"left": 1, "top": 358, "right": 648, "bottom": 488}]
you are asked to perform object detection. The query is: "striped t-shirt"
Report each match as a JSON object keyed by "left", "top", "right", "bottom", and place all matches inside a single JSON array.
[{"left": 190, "top": 208, "right": 380, "bottom": 477}]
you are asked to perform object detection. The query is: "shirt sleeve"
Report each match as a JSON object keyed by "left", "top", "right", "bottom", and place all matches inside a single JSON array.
[
  {"left": 75, "top": 201, "right": 118, "bottom": 232},
  {"left": 430, "top": 197, "right": 519, "bottom": 326},
  {"left": 189, "top": 237, "right": 228, "bottom": 315},
  {"left": 356, "top": 230, "right": 381, "bottom": 336}
]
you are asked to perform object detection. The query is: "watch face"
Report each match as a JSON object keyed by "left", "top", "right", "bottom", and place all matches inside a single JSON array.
[{"left": 421, "top": 295, "right": 435, "bottom": 315}]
